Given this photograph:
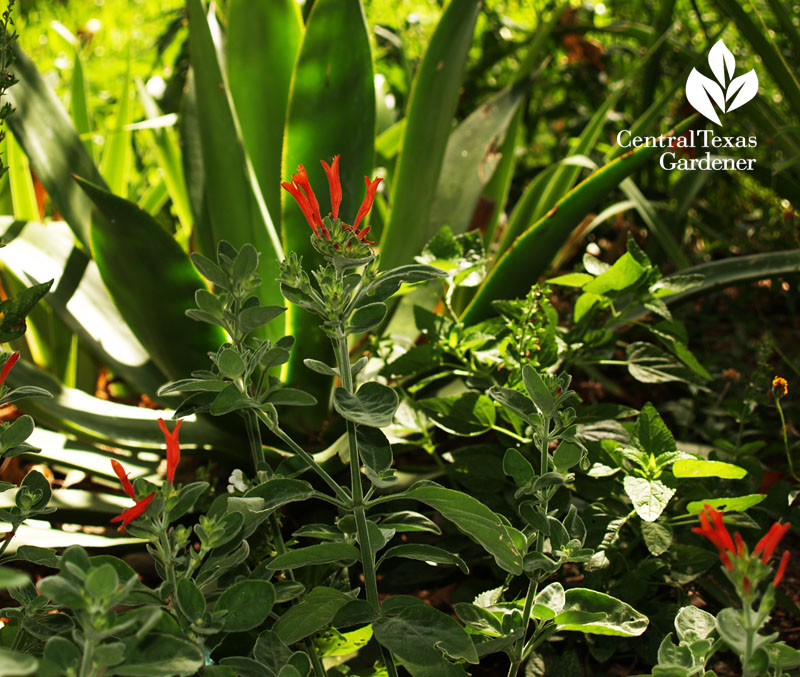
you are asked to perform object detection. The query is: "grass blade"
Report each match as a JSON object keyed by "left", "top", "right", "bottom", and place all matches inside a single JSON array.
[
  {"left": 662, "top": 250, "right": 800, "bottom": 307},
  {"left": 99, "top": 46, "right": 133, "bottom": 197},
  {"left": 427, "top": 81, "right": 525, "bottom": 237},
  {"left": 711, "top": 0, "right": 800, "bottom": 116},
  {"left": 6, "top": 130, "right": 39, "bottom": 221},
  {"left": 0, "top": 219, "right": 167, "bottom": 397},
  {"left": 9, "top": 357, "right": 238, "bottom": 452},
  {"left": 137, "top": 81, "right": 193, "bottom": 246}
]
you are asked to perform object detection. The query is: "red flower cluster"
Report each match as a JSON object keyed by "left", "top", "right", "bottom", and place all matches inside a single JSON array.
[
  {"left": 282, "top": 155, "right": 382, "bottom": 245},
  {"left": 109, "top": 418, "right": 183, "bottom": 532},
  {"left": 0, "top": 352, "right": 19, "bottom": 388},
  {"left": 693, "top": 504, "right": 790, "bottom": 588}
]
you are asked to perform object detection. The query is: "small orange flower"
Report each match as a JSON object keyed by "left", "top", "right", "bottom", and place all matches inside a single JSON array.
[
  {"left": 773, "top": 376, "right": 788, "bottom": 397},
  {"left": 321, "top": 155, "right": 342, "bottom": 221},
  {"left": 692, "top": 504, "right": 735, "bottom": 570},
  {"left": 282, "top": 164, "right": 326, "bottom": 238}
]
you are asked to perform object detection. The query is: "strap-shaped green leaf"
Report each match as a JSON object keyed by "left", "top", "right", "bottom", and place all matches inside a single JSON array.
[
  {"left": 281, "top": 0, "right": 376, "bottom": 418},
  {"left": 77, "top": 177, "right": 226, "bottom": 381},
  {"left": 186, "top": 0, "right": 284, "bottom": 342},
  {"left": 268, "top": 543, "right": 360, "bottom": 570},
  {"left": 228, "top": 0, "right": 301, "bottom": 227},
  {"left": 377, "top": 544, "right": 468, "bottom": 574},
  {"left": 7, "top": 42, "right": 105, "bottom": 248},
  {"left": 379, "top": 0, "right": 480, "bottom": 270}
]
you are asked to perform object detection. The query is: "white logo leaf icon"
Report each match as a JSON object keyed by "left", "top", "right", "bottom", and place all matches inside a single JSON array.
[
  {"left": 726, "top": 69, "right": 758, "bottom": 112},
  {"left": 686, "top": 69, "right": 725, "bottom": 125},
  {"left": 708, "top": 40, "right": 735, "bottom": 86}
]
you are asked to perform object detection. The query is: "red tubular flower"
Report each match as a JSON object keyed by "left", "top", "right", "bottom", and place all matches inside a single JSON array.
[
  {"left": 754, "top": 522, "right": 791, "bottom": 563},
  {"left": 158, "top": 418, "right": 183, "bottom": 484},
  {"left": 353, "top": 176, "right": 383, "bottom": 232},
  {"left": 111, "top": 493, "right": 155, "bottom": 533},
  {"left": 282, "top": 164, "right": 325, "bottom": 237},
  {"left": 773, "top": 550, "right": 790, "bottom": 587},
  {"left": 734, "top": 532, "right": 744, "bottom": 556},
  {"left": 110, "top": 459, "right": 135, "bottom": 499},
  {"left": 708, "top": 506, "right": 736, "bottom": 554},
  {"left": 0, "top": 352, "right": 19, "bottom": 387},
  {"left": 692, "top": 504, "right": 736, "bottom": 570},
  {"left": 743, "top": 576, "right": 751, "bottom": 594},
  {"left": 321, "top": 155, "right": 342, "bottom": 220}
]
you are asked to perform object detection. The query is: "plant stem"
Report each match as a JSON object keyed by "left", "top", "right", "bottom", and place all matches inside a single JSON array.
[
  {"left": 775, "top": 398, "right": 798, "bottom": 481},
  {"left": 507, "top": 578, "right": 537, "bottom": 677},
  {"left": 508, "top": 416, "right": 551, "bottom": 677},
  {"left": 157, "top": 518, "right": 177, "bottom": 597},
  {"left": 304, "top": 638, "right": 328, "bottom": 677},
  {"left": 79, "top": 637, "right": 95, "bottom": 677},
  {"left": 334, "top": 330, "right": 380, "bottom": 610},
  {"left": 247, "top": 408, "right": 327, "bottom": 677},
  {"left": 0, "top": 524, "right": 19, "bottom": 559},
  {"left": 742, "top": 603, "right": 755, "bottom": 677},
  {"left": 333, "top": 328, "right": 397, "bottom": 675},
  {"left": 265, "top": 420, "right": 350, "bottom": 504},
  {"left": 10, "top": 621, "right": 23, "bottom": 650},
  {"left": 243, "top": 410, "right": 269, "bottom": 474}
]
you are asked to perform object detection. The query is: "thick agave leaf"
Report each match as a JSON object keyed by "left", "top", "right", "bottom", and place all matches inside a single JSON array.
[
  {"left": 378, "top": 0, "right": 481, "bottom": 270},
  {"left": 7, "top": 357, "right": 239, "bottom": 452},
  {"left": 6, "top": 42, "right": 105, "bottom": 249},
  {"left": 0, "top": 219, "right": 166, "bottom": 398},
  {"left": 281, "top": 0, "right": 376, "bottom": 422}
]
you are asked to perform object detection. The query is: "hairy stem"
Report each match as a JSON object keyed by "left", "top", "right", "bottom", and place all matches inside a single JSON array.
[
  {"left": 243, "top": 410, "right": 269, "bottom": 474},
  {"left": 247, "top": 408, "right": 326, "bottom": 676},
  {"left": 508, "top": 416, "right": 551, "bottom": 677},
  {"left": 334, "top": 330, "right": 380, "bottom": 610},
  {"left": 775, "top": 398, "right": 798, "bottom": 482},
  {"left": 334, "top": 327, "right": 396, "bottom": 675},
  {"left": 0, "top": 523, "right": 19, "bottom": 559},
  {"left": 264, "top": 420, "right": 350, "bottom": 504},
  {"left": 79, "top": 637, "right": 95, "bottom": 677}
]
